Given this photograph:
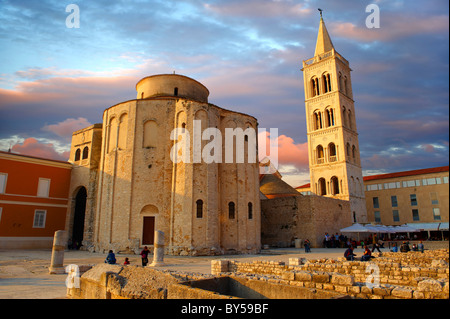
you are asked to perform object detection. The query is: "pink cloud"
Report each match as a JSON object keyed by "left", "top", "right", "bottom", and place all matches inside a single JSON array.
[
  {"left": 42, "top": 117, "right": 92, "bottom": 140},
  {"left": 204, "top": 1, "right": 311, "bottom": 18},
  {"left": 331, "top": 14, "right": 449, "bottom": 42},
  {"left": 11, "top": 138, "right": 69, "bottom": 162},
  {"left": 258, "top": 131, "right": 309, "bottom": 171}
]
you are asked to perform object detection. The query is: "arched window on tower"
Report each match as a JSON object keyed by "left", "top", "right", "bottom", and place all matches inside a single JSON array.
[
  {"left": 338, "top": 72, "right": 343, "bottom": 93},
  {"left": 316, "top": 145, "right": 324, "bottom": 164},
  {"left": 342, "top": 107, "right": 348, "bottom": 127},
  {"left": 325, "top": 108, "right": 335, "bottom": 127},
  {"left": 74, "top": 148, "right": 81, "bottom": 161},
  {"left": 82, "top": 146, "right": 89, "bottom": 160},
  {"left": 352, "top": 145, "right": 356, "bottom": 161},
  {"left": 348, "top": 110, "right": 352, "bottom": 130},
  {"left": 248, "top": 202, "right": 253, "bottom": 220},
  {"left": 311, "top": 77, "right": 320, "bottom": 97},
  {"left": 318, "top": 178, "right": 327, "bottom": 195},
  {"left": 174, "top": 87, "right": 178, "bottom": 96},
  {"left": 331, "top": 176, "right": 340, "bottom": 195},
  {"left": 346, "top": 143, "right": 351, "bottom": 158},
  {"left": 328, "top": 143, "right": 337, "bottom": 162},
  {"left": 313, "top": 111, "right": 323, "bottom": 130},
  {"left": 322, "top": 73, "right": 332, "bottom": 93},
  {"left": 344, "top": 76, "right": 348, "bottom": 95}
]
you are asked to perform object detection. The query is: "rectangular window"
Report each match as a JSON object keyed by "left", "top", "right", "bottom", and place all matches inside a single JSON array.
[
  {"left": 412, "top": 209, "right": 420, "bottom": 221},
  {"left": 393, "top": 210, "right": 400, "bottom": 222},
  {"left": 402, "top": 180, "right": 419, "bottom": 188},
  {"left": 37, "top": 178, "right": 50, "bottom": 197},
  {"left": 430, "top": 192, "right": 439, "bottom": 205},
  {"left": 33, "top": 210, "right": 46, "bottom": 228},
  {"left": 374, "top": 211, "right": 381, "bottom": 223},
  {"left": 0, "top": 173, "right": 7, "bottom": 194},
  {"left": 372, "top": 197, "right": 379, "bottom": 209},
  {"left": 391, "top": 195, "right": 398, "bottom": 207},
  {"left": 433, "top": 208, "right": 441, "bottom": 221},
  {"left": 410, "top": 194, "right": 418, "bottom": 206},
  {"left": 443, "top": 176, "right": 449, "bottom": 184},
  {"left": 423, "top": 178, "right": 437, "bottom": 186},
  {"left": 367, "top": 184, "right": 378, "bottom": 191}
]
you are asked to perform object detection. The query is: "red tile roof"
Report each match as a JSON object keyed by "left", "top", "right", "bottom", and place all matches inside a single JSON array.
[
  {"left": 294, "top": 166, "right": 449, "bottom": 188},
  {"left": 363, "top": 166, "right": 449, "bottom": 182}
]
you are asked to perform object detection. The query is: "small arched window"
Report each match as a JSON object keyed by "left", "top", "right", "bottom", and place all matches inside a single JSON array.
[
  {"left": 74, "top": 148, "right": 81, "bottom": 161},
  {"left": 82, "top": 146, "right": 89, "bottom": 160},
  {"left": 331, "top": 176, "right": 340, "bottom": 195},
  {"left": 318, "top": 178, "right": 326, "bottom": 195},
  {"left": 317, "top": 145, "right": 324, "bottom": 164},
  {"left": 228, "top": 202, "right": 235, "bottom": 219},
  {"left": 325, "top": 108, "right": 334, "bottom": 127},
  {"left": 328, "top": 143, "right": 336, "bottom": 162},
  {"left": 248, "top": 202, "right": 253, "bottom": 220},
  {"left": 352, "top": 145, "right": 356, "bottom": 159},
  {"left": 196, "top": 199, "right": 203, "bottom": 218},
  {"left": 174, "top": 87, "right": 178, "bottom": 96},
  {"left": 313, "top": 111, "right": 322, "bottom": 130}
]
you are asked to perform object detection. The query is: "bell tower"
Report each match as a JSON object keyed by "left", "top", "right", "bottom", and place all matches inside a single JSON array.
[{"left": 301, "top": 14, "right": 367, "bottom": 223}]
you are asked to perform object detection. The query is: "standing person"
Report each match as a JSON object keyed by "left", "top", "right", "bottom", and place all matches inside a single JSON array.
[
  {"left": 304, "top": 239, "right": 311, "bottom": 253},
  {"left": 124, "top": 257, "right": 130, "bottom": 265},
  {"left": 418, "top": 241, "right": 424, "bottom": 253},
  {"left": 105, "top": 250, "right": 116, "bottom": 264},
  {"left": 140, "top": 246, "right": 150, "bottom": 266}
]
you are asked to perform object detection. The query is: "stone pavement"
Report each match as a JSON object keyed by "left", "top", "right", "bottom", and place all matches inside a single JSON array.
[{"left": 0, "top": 247, "right": 363, "bottom": 299}]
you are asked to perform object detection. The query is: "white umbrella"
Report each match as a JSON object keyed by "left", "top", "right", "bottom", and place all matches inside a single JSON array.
[
  {"left": 340, "top": 223, "right": 372, "bottom": 241},
  {"left": 393, "top": 224, "right": 420, "bottom": 233}
]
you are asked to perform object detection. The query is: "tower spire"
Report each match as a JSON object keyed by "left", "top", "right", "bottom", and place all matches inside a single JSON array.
[{"left": 314, "top": 10, "right": 334, "bottom": 57}]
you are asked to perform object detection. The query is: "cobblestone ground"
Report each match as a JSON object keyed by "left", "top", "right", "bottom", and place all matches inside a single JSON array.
[{"left": 0, "top": 248, "right": 349, "bottom": 299}]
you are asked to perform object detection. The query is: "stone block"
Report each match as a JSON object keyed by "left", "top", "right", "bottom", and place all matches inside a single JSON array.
[
  {"left": 391, "top": 287, "right": 413, "bottom": 299},
  {"left": 281, "top": 272, "right": 295, "bottom": 281},
  {"left": 335, "top": 285, "right": 348, "bottom": 293},
  {"left": 312, "top": 271, "right": 330, "bottom": 283},
  {"left": 294, "top": 271, "right": 312, "bottom": 282},
  {"left": 373, "top": 287, "right": 389, "bottom": 296},
  {"left": 418, "top": 279, "right": 443, "bottom": 292},
  {"left": 413, "top": 291, "right": 425, "bottom": 299},
  {"left": 331, "top": 273, "right": 355, "bottom": 286}
]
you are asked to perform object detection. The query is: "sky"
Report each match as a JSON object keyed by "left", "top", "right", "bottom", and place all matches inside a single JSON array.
[{"left": 0, "top": 0, "right": 448, "bottom": 187}]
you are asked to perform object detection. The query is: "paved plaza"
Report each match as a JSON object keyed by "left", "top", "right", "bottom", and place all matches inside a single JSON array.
[{"left": 0, "top": 247, "right": 355, "bottom": 299}]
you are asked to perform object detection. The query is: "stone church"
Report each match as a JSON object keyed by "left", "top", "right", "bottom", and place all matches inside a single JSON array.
[
  {"left": 66, "top": 74, "right": 261, "bottom": 255},
  {"left": 65, "top": 15, "right": 364, "bottom": 254}
]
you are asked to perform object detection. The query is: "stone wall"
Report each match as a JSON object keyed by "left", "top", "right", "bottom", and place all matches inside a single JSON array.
[
  {"left": 261, "top": 195, "right": 351, "bottom": 248},
  {"left": 211, "top": 250, "right": 449, "bottom": 299}
]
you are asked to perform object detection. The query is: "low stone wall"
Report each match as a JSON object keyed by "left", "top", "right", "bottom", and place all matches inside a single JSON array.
[{"left": 211, "top": 250, "right": 450, "bottom": 299}]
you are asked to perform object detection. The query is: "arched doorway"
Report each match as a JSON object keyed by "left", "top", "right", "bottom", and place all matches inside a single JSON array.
[{"left": 72, "top": 187, "right": 87, "bottom": 249}]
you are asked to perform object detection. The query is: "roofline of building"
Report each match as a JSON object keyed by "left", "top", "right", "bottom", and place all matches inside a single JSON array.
[
  {"left": 363, "top": 166, "right": 449, "bottom": 182},
  {"left": 0, "top": 150, "right": 72, "bottom": 169},
  {"left": 294, "top": 165, "right": 449, "bottom": 189}
]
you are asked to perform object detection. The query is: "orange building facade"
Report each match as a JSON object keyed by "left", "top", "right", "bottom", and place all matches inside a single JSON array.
[{"left": 0, "top": 151, "right": 72, "bottom": 249}]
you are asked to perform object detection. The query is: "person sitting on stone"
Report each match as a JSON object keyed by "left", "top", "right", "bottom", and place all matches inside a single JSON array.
[
  {"left": 344, "top": 246, "right": 357, "bottom": 261},
  {"left": 105, "top": 250, "right": 116, "bottom": 264},
  {"left": 361, "top": 245, "right": 372, "bottom": 261},
  {"left": 400, "top": 241, "right": 410, "bottom": 253}
]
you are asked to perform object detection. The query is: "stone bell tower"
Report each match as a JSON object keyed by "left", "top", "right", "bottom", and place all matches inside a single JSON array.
[{"left": 301, "top": 14, "right": 367, "bottom": 223}]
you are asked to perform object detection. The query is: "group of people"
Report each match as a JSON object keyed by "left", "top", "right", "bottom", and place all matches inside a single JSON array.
[
  {"left": 323, "top": 233, "right": 348, "bottom": 248},
  {"left": 390, "top": 241, "right": 424, "bottom": 253},
  {"left": 344, "top": 245, "right": 375, "bottom": 261},
  {"left": 104, "top": 246, "right": 152, "bottom": 266}
]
